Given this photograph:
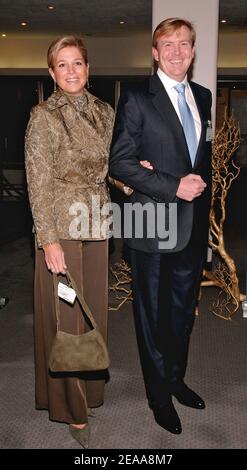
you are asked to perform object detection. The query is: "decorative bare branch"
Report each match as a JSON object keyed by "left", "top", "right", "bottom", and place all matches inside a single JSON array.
[
  {"left": 109, "top": 260, "right": 133, "bottom": 310},
  {"left": 203, "top": 111, "right": 245, "bottom": 319}
]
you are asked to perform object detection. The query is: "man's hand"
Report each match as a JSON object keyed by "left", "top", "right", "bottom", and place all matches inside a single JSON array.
[
  {"left": 43, "top": 242, "right": 67, "bottom": 274},
  {"left": 140, "top": 160, "right": 153, "bottom": 170},
  {"left": 176, "top": 174, "right": 207, "bottom": 201}
]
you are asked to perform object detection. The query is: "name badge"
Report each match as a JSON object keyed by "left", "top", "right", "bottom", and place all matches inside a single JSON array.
[
  {"left": 58, "top": 282, "right": 76, "bottom": 304},
  {"left": 206, "top": 120, "right": 213, "bottom": 142}
]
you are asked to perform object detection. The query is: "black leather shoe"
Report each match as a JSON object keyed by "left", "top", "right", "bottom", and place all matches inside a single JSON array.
[
  {"left": 152, "top": 402, "right": 182, "bottom": 434},
  {"left": 0, "top": 297, "right": 9, "bottom": 309},
  {"left": 171, "top": 382, "right": 205, "bottom": 409}
]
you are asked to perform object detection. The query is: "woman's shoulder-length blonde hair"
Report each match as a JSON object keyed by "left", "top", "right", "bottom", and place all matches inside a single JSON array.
[{"left": 47, "top": 35, "right": 88, "bottom": 69}]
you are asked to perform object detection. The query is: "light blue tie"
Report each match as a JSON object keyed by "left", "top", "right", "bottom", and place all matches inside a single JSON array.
[{"left": 174, "top": 83, "right": 198, "bottom": 166}]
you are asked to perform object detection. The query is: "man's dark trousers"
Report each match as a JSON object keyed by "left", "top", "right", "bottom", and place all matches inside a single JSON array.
[{"left": 128, "top": 227, "right": 204, "bottom": 410}]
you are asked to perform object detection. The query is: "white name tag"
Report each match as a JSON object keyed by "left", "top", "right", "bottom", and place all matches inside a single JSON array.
[
  {"left": 58, "top": 282, "right": 76, "bottom": 304},
  {"left": 206, "top": 120, "right": 213, "bottom": 142}
]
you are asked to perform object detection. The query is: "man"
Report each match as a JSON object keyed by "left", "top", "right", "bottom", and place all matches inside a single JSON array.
[{"left": 110, "top": 18, "right": 212, "bottom": 434}]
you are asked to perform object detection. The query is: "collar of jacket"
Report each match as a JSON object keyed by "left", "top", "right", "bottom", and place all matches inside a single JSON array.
[
  {"left": 149, "top": 73, "right": 205, "bottom": 109},
  {"left": 149, "top": 73, "right": 198, "bottom": 96},
  {"left": 46, "top": 87, "right": 97, "bottom": 111},
  {"left": 149, "top": 73, "right": 165, "bottom": 95}
]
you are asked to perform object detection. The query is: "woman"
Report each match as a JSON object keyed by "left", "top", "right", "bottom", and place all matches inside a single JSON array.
[{"left": 25, "top": 36, "right": 114, "bottom": 448}]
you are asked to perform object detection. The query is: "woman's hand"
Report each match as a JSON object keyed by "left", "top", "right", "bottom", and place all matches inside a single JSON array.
[
  {"left": 140, "top": 160, "right": 153, "bottom": 170},
  {"left": 43, "top": 242, "right": 67, "bottom": 274}
]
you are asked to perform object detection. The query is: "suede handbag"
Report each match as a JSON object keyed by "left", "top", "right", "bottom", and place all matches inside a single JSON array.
[{"left": 49, "top": 270, "right": 110, "bottom": 372}]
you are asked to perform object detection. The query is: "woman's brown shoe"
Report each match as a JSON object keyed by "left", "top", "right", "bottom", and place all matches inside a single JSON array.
[{"left": 69, "top": 423, "right": 90, "bottom": 448}]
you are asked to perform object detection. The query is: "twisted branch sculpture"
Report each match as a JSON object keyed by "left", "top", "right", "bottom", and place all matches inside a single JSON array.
[
  {"left": 202, "top": 112, "right": 245, "bottom": 319},
  {"left": 109, "top": 260, "right": 133, "bottom": 310}
]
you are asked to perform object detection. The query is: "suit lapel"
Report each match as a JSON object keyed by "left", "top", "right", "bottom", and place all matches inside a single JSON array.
[
  {"left": 149, "top": 74, "right": 192, "bottom": 167},
  {"left": 189, "top": 82, "right": 207, "bottom": 168}
]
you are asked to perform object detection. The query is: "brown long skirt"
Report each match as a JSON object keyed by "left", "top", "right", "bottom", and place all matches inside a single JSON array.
[{"left": 34, "top": 239, "right": 108, "bottom": 424}]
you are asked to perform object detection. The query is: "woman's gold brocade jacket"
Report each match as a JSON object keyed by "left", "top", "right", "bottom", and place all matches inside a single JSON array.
[{"left": 25, "top": 89, "right": 115, "bottom": 247}]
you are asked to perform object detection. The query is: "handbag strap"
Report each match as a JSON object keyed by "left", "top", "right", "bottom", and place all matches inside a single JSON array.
[{"left": 52, "top": 270, "right": 98, "bottom": 332}]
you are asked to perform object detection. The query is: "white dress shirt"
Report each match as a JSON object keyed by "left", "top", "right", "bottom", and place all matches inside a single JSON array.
[{"left": 157, "top": 68, "right": 201, "bottom": 142}]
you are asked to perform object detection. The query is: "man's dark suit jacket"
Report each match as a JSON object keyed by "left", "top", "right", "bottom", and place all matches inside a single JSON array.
[{"left": 109, "top": 73, "right": 212, "bottom": 253}]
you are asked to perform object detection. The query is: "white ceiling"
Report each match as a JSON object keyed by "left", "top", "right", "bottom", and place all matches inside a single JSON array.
[{"left": 0, "top": 0, "right": 246, "bottom": 37}]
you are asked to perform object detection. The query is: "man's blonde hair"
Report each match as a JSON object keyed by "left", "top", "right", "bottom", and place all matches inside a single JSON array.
[{"left": 152, "top": 17, "right": 196, "bottom": 49}]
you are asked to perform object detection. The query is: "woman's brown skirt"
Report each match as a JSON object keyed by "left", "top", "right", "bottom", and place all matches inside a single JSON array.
[{"left": 34, "top": 239, "right": 108, "bottom": 424}]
